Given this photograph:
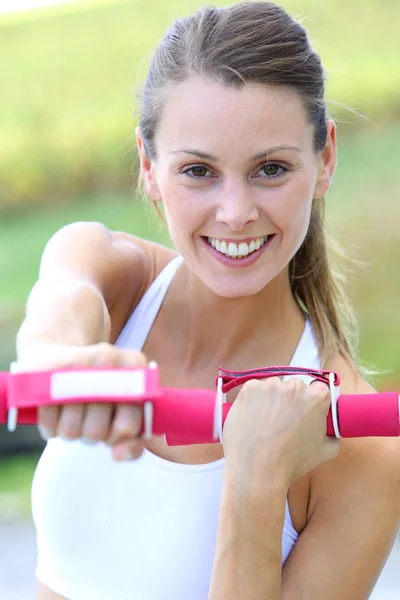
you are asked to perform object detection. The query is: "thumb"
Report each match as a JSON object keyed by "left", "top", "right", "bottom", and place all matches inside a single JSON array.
[{"left": 112, "top": 438, "right": 145, "bottom": 461}]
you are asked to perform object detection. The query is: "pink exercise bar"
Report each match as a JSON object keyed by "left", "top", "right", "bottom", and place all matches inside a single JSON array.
[{"left": 0, "top": 364, "right": 399, "bottom": 445}]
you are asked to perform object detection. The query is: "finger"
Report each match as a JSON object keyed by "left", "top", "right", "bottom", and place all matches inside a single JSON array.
[
  {"left": 309, "top": 380, "right": 329, "bottom": 392},
  {"left": 57, "top": 404, "right": 86, "bottom": 440},
  {"left": 309, "top": 381, "right": 331, "bottom": 405},
  {"left": 38, "top": 405, "right": 61, "bottom": 439},
  {"left": 105, "top": 404, "right": 143, "bottom": 446},
  {"left": 82, "top": 402, "right": 114, "bottom": 443},
  {"left": 119, "top": 349, "right": 148, "bottom": 368},
  {"left": 86, "top": 344, "right": 148, "bottom": 369},
  {"left": 112, "top": 438, "right": 144, "bottom": 461}
]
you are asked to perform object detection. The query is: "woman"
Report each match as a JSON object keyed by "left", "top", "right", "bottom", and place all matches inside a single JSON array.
[{"left": 17, "top": 2, "right": 399, "bottom": 599}]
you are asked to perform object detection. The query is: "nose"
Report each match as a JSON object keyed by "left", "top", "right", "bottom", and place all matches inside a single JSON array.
[{"left": 215, "top": 182, "right": 259, "bottom": 231}]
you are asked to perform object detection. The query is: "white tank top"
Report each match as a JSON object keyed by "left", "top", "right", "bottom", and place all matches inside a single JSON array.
[{"left": 32, "top": 255, "right": 321, "bottom": 600}]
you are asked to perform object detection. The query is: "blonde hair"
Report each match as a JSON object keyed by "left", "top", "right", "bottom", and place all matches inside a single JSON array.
[{"left": 135, "top": 2, "right": 368, "bottom": 377}]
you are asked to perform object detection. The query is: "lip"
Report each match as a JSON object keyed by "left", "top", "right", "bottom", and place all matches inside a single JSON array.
[{"left": 201, "top": 235, "right": 275, "bottom": 268}]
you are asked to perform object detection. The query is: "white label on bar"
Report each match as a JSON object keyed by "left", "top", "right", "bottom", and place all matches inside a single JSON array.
[{"left": 51, "top": 370, "right": 145, "bottom": 399}]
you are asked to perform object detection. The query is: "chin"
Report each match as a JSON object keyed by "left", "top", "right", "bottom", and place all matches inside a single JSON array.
[{"left": 204, "top": 274, "right": 272, "bottom": 299}]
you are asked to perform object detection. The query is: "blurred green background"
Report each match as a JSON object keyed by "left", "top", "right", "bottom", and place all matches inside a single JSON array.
[{"left": 0, "top": 0, "right": 399, "bottom": 512}]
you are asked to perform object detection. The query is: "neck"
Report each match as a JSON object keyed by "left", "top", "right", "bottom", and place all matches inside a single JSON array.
[{"left": 174, "top": 265, "right": 306, "bottom": 372}]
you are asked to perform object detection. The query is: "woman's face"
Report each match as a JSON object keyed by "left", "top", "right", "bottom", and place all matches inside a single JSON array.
[{"left": 137, "top": 77, "right": 336, "bottom": 298}]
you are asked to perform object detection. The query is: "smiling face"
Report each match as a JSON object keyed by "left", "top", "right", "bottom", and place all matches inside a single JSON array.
[{"left": 137, "top": 77, "right": 336, "bottom": 298}]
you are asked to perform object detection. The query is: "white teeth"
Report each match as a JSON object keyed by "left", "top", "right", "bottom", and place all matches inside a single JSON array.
[
  {"left": 238, "top": 242, "right": 249, "bottom": 257},
  {"left": 227, "top": 243, "right": 238, "bottom": 257},
  {"left": 207, "top": 236, "right": 269, "bottom": 258}
]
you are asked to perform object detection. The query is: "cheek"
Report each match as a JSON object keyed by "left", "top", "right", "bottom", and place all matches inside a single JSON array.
[
  {"left": 161, "top": 184, "right": 209, "bottom": 230},
  {"left": 272, "top": 188, "right": 312, "bottom": 231},
  {"left": 161, "top": 191, "right": 208, "bottom": 254},
  {"left": 270, "top": 186, "right": 313, "bottom": 256}
]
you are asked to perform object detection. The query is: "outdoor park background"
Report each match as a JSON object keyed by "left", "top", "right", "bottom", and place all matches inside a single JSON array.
[{"left": 0, "top": 0, "right": 399, "bottom": 597}]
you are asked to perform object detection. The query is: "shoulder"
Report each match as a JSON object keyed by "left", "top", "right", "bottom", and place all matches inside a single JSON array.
[
  {"left": 107, "top": 230, "right": 179, "bottom": 342},
  {"left": 109, "top": 230, "right": 179, "bottom": 298}
]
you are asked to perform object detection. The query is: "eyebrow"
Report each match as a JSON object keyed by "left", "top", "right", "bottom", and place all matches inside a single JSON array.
[{"left": 170, "top": 145, "right": 302, "bottom": 161}]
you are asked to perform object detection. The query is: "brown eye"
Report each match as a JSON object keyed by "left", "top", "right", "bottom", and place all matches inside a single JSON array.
[
  {"left": 262, "top": 163, "right": 284, "bottom": 177},
  {"left": 187, "top": 166, "right": 209, "bottom": 177}
]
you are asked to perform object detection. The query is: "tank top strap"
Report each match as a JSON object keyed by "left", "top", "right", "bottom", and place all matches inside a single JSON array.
[
  {"left": 284, "top": 318, "right": 321, "bottom": 380},
  {"left": 114, "top": 254, "right": 183, "bottom": 350}
]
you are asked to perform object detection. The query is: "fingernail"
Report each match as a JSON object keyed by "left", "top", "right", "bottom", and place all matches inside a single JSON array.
[
  {"left": 59, "top": 433, "right": 76, "bottom": 441},
  {"left": 116, "top": 448, "right": 135, "bottom": 461},
  {"left": 37, "top": 424, "right": 50, "bottom": 441},
  {"left": 82, "top": 436, "right": 97, "bottom": 446}
]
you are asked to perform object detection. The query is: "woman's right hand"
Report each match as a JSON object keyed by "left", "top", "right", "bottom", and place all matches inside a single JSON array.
[
  {"left": 16, "top": 340, "right": 153, "bottom": 461},
  {"left": 221, "top": 377, "right": 340, "bottom": 490}
]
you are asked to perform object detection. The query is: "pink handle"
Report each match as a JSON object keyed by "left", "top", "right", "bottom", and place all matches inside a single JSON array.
[
  {"left": 165, "top": 392, "right": 400, "bottom": 444},
  {"left": 0, "top": 368, "right": 399, "bottom": 444}
]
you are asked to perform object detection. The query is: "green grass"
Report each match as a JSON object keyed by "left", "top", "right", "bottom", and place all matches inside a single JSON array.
[
  {"left": 1, "top": 0, "right": 399, "bottom": 208},
  {"left": 0, "top": 454, "right": 41, "bottom": 520}
]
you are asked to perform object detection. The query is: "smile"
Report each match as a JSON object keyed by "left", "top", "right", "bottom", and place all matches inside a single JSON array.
[{"left": 207, "top": 235, "right": 270, "bottom": 259}]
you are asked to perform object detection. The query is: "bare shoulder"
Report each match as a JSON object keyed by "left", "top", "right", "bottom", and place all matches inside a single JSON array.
[
  {"left": 106, "top": 229, "right": 179, "bottom": 342},
  {"left": 39, "top": 221, "right": 177, "bottom": 303},
  {"left": 110, "top": 229, "right": 179, "bottom": 285}
]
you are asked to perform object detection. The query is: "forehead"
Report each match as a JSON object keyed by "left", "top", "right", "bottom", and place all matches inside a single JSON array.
[{"left": 155, "top": 76, "right": 313, "bottom": 156}]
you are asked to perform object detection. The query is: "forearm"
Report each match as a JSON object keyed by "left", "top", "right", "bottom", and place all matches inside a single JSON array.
[
  {"left": 16, "top": 280, "right": 111, "bottom": 356},
  {"left": 208, "top": 469, "right": 288, "bottom": 600}
]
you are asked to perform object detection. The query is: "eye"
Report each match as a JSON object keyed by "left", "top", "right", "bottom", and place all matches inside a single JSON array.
[
  {"left": 183, "top": 165, "right": 212, "bottom": 178},
  {"left": 258, "top": 162, "right": 289, "bottom": 178}
]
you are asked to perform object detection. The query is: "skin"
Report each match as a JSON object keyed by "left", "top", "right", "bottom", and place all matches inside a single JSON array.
[
  {"left": 137, "top": 77, "right": 335, "bottom": 370},
  {"left": 35, "top": 77, "right": 400, "bottom": 598},
  {"left": 141, "top": 79, "right": 334, "bottom": 305}
]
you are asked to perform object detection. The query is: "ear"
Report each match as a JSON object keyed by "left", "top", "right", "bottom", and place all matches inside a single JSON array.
[
  {"left": 313, "top": 119, "right": 337, "bottom": 199},
  {"left": 136, "top": 127, "right": 162, "bottom": 202}
]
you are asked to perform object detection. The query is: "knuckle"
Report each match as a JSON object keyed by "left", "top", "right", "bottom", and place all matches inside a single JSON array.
[
  {"left": 265, "top": 376, "right": 282, "bottom": 391},
  {"left": 129, "top": 350, "right": 148, "bottom": 366},
  {"left": 242, "top": 379, "right": 263, "bottom": 393},
  {"left": 96, "top": 342, "right": 111, "bottom": 353},
  {"left": 93, "top": 343, "right": 118, "bottom": 366},
  {"left": 286, "top": 377, "right": 305, "bottom": 394},
  {"left": 121, "top": 350, "right": 148, "bottom": 368}
]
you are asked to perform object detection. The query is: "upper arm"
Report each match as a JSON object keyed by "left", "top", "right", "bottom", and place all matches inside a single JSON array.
[
  {"left": 281, "top": 357, "right": 400, "bottom": 599},
  {"left": 29, "top": 221, "right": 149, "bottom": 315}
]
